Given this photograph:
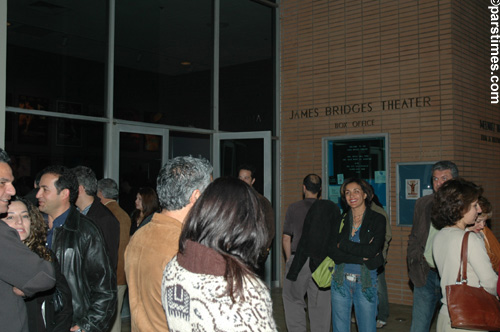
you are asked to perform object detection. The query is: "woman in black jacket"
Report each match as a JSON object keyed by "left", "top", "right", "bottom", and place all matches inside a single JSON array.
[
  {"left": 2, "top": 196, "right": 73, "bottom": 332},
  {"left": 330, "top": 178, "right": 386, "bottom": 332}
]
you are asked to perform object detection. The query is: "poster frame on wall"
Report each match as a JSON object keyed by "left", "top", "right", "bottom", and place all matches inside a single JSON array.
[
  {"left": 396, "top": 161, "right": 436, "bottom": 226},
  {"left": 322, "top": 133, "right": 389, "bottom": 214}
]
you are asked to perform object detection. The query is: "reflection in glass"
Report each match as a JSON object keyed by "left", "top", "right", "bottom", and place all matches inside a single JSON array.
[
  {"left": 220, "top": 1, "right": 275, "bottom": 133},
  {"left": 6, "top": 0, "right": 108, "bottom": 116},
  {"left": 5, "top": 112, "right": 105, "bottom": 193},
  {"left": 119, "top": 132, "right": 162, "bottom": 205},
  {"left": 169, "top": 132, "right": 210, "bottom": 160},
  {"left": 220, "top": 138, "right": 265, "bottom": 194},
  {"left": 114, "top": 1, "right": 213, "bottom": 128}
]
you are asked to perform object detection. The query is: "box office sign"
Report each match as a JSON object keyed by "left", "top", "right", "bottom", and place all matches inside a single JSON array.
[{"left": 322, "top": 134, "right": 388, "bottom": 213}]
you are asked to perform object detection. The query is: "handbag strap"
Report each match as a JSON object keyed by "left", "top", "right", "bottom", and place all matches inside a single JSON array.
[{"left": 456, "top": 231, "right": 471, "bottom": 284}]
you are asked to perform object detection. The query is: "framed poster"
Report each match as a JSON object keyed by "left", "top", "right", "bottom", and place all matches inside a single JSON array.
[
  {"left": 397, "top": 162, "right": 435, "bottom": 226},
  {"left": 322, "top": 134, "right": 389, "bottom": 212}
]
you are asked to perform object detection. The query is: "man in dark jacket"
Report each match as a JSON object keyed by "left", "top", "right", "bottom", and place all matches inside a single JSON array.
[
  {"left": 72, "top": 166, "right": 120, "bottom": 270},
  {"left": 37, "top": 165, "right": 116, "bottom": 332},
  {"left": 0, "top": 149, "right": 56, "bottom": 332},
  {"left": 283, "top": 173, "right": 342, "bottom": 332},
  {"left": 407, "top": 160, "right": 458, "bottom": 332}
]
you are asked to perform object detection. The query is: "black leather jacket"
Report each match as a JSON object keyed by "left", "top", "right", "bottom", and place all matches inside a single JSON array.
[
  {"left": 26, "top": 251, "right": 73, "bottom": 332},
  {"left": 51, "top": 206, "right": 117, "bottom": 332}
]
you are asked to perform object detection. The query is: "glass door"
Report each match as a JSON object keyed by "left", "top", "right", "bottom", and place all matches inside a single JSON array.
[
  {"left": 109, "top": 124, "right": 168, "bottom": 214},
  {"left": 212, "top": 131, "right": 274, "bottom": 285}
]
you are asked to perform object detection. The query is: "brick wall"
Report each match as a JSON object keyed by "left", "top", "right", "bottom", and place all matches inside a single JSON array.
[{"left": 280, "top": 0, "right": 499, "bottom": 305}]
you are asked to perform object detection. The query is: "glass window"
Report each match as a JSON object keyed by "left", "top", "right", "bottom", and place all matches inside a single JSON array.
[
  {"left": 324, "top": 135, "right": 388, "bottom": 212},
  {"left": 169, "top": 131, "right": 210, "bottom": 160},
  {"left": 219, "top": 1, "right": 275, "bottom": 133},
  {"left": 114, "top": 1, "right": 213, "bottom": 129},
  {"left": 6, "top": 1, "right": 108, "bottom": 116},
  {"left": 118, "top": 131, "right": 163, "bottom": 214},
  {"left": 5, "top": 112, "right": 104, "bottom": 194}
]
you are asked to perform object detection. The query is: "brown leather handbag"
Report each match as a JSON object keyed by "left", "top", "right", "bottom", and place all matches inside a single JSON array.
[{"left": 446, "top": 231, "right": 500, "bottom": 330}]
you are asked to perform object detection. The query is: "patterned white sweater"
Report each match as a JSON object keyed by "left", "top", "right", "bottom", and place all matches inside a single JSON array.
[{"left": 161, "top": 241, "right": 277, "bottom": 332}]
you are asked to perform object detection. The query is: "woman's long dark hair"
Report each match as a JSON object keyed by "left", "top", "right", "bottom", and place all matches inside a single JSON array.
[
  {"left": 13, "top": 196, "right": 52, "bottom": 262},
  {"left": 132, "top": 187, "right": 159, "bottom": 224},
  {"left": 179, "top": 176, "right": 268, "bottom": 302}
]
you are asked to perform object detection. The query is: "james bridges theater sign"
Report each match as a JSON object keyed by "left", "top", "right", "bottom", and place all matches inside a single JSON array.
[{"left": 287, "top": 96, "right": 432, "bottom": 128}]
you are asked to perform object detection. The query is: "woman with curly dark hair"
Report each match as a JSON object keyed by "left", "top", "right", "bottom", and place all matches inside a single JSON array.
[
  {"left": 432, "top": 178, "right": 497, "bottom": 332},
  {"left": 129, "top": 187, "right": 159, "bottom": 235},
  {"left": 1, "top": 196, "right": 73, "bottom": 332}
]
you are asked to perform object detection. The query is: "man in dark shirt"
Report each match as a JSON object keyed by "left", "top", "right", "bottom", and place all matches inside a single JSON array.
[
  {"left": 282, "top": 174, "right": 331, "bottom": 332},
  {"left": 73, "top": 166, "right": 120, "bottom": 270}
]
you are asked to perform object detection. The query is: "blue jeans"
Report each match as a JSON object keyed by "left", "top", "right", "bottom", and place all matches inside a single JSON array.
[
  {"left": 410, "top": 269, "right": 442, "bottom": 332},
  {"left": 331, "top": 273, "right": 378, "bottom": 332}
]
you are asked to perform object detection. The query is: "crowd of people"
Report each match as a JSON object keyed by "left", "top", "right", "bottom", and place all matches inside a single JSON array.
[
  {"left": 0, "top": 149, "right": 499, "bottom": 332},
  {"left": 0, "top": 151, "right": 277, "bottom": 332},
  {"left": 282, "top": 161, "right": 499, "bottom": 332}
]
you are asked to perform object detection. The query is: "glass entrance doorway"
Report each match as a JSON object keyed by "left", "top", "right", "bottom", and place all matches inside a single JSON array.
[
  {"left": 213, "top": 131, "right": 274, "bottom": 285},
  {"left": 109, "top": 124, "right": 168, "bottom": 214}
]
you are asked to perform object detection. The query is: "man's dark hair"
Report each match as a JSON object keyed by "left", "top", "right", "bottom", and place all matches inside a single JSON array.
[
  {"left": 431, "top": 178, "right": 482, "bottom": 230},
  {"left": 34, "top": 170, "right": 43, "bottom": 188},
  {"left": 72, "top": 166, "right": 98, "bottom": 196},
  {"left": 0, "top": 148, "right": 10, "bottom": 163},
  {"left": 237, "top": 164, "right": 257, "bottom": 179},
  {"left": 303, "top": 174, "right": 321, "bottom": 194},
  {"left": 432, "top": 160, "right": 459, "bottom": 178},
  {"left": 40, "top": 165, "right": 79, "bottom": 204}
]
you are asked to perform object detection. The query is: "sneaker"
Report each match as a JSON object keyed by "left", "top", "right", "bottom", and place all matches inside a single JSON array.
[{"left": 376, "top": 320, "right": 386, "bottom": 329}]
